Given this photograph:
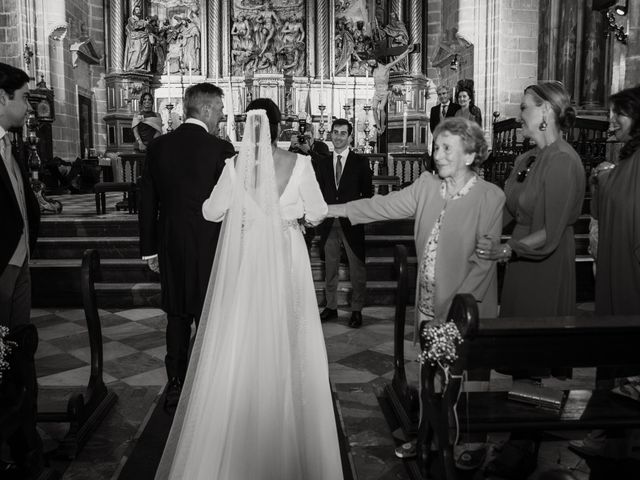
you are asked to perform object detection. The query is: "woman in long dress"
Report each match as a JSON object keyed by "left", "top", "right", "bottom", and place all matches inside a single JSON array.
[{"left": 155, "top": 99, "right": 344, "bottom": 480}]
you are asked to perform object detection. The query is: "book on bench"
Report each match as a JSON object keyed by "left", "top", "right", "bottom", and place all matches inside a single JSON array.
[{"left": 508, "top": 382, "right": 567, "bottom": 411}]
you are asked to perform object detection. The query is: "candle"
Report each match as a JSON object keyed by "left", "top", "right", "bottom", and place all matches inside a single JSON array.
[
  {"left": 320, "top": 76, "right": 325, "bottom": 105},
  {"left": 402, "top": 105, "right": 408, "bottom": 146},
  {"left": 168, "top": 80, "right": 172, "bottom": 105},
  {"left": 188, "top": 63, "right": 193, "bottom": 86}
]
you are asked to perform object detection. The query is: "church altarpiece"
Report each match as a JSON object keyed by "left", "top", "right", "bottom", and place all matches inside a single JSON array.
[{"left": 104, "top": 0, "right": 428, "bottom": 155}]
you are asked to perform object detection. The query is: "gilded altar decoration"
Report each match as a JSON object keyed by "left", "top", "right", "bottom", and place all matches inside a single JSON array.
[{"left": 231, "top": 0, "right": 306, "bottom": 76}]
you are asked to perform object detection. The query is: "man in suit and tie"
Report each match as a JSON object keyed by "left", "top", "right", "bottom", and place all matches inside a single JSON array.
[
  {"left": 139, "top": 83, "right": 235, "bottom": 412},
  {"left": 0, "top": 62, "right": 44, "bottom": 479},
  {"left": 429, "top": 85, "right": 460, "bottom": 133},
  {"left": 316, "top": 119, "right": 373, "bottom": 328},
  {"left": 0, "top": 63, "right": 40, "bottom": 328}
]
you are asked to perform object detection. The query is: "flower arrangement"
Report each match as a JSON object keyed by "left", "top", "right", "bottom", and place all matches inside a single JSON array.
[
  {"left": 418, "top": 321, "right": 463, "bottom": 369},
  {"left": 0, "top": 325, "right": 16, "bottom": 383}
]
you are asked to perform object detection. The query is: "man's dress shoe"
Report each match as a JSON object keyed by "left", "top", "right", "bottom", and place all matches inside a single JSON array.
[
  {"left": 164, "top": 377, "right": 182, "bottom": 413},
  {"left": 348, "top": 311, "right": 363, "bottom": 328},
  {"left": 320, "top": 308, "right": 338, "bottom": 322}
]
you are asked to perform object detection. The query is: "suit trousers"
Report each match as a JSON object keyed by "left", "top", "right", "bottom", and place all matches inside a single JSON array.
[
  {"left": 324, "top": 219, "right": 366, "bottom": 311},
  {"left": 165, "top": 312, "right": 198, "bottom": 383},
  {"left": 0, "top": 258, "right": 31, "bottom": 329}
]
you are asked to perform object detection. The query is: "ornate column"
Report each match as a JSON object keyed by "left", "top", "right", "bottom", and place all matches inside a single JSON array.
[
  {"left": 556, "top": 1, "right": 580, "bottom": 102},
  {"left": 389, "top": 0, "right": 403, "bottom": 21},
  {"left": 408, "top": 0, "right": 422, "bottom": 74},
  {"left": 306, "top": 0, "right": 316, "bottom": 77},
  {"left": 222, "top": 0, "right": 230, "bottom": 77},
  {"left": 316, "top": 1, "right": 329, "bottom": 79},
  {"left": 109, "top": 0, "right": 125, "bottom": 72},
  {"left": 580, "top": 1, "right": 607, "bottom": 109},
  {"left": 208, "top": 0, "right": 222, "bottom": 80},
  {"left": 538, "top": 0, "right": 560, "bottom": 80}
]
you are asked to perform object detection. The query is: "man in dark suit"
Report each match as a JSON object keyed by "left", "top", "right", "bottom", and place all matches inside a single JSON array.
[
  {"left": 315, "top": 119, "right": 373, "bottom": 328},
  {"left": 429, "top": 85, "right": 460, "bottom": 133},
  {"left": 139, "top": 83, "right": 235, "bottom": 412},
  {"left": 0, "top": 62, "right": 44, "bottom": 479},
  {"left": 0, "top": 63, "right": 40, "bottom": 329}
]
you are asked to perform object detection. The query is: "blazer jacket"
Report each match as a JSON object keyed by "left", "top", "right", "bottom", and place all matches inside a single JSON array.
[
  {"left": 429, "top": 102, "right": 461, "bottom": 133},
  {"left": 0, "top": 139, "right": 40, "bottom": 276},
  {"left": 315, "top": 149, "right": 373, "bottom": 261},
  {"left": 138, "top": 123, "right": 236, "bottom": 315}
]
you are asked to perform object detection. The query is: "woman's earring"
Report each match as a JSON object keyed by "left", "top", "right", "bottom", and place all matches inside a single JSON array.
[{"left": 539, "top": 116, "right": 547, "bottom": 131}]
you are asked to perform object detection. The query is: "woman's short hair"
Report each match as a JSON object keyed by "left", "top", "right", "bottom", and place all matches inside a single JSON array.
[
  {"left": 246, "top": 98, "right": 281, "bottom": 141},
  {"left": 433, "top": 117, "right": 488, "bottom": 168},
  {"left": 525, "top": 81, "right": 576, "bottom": 131}
]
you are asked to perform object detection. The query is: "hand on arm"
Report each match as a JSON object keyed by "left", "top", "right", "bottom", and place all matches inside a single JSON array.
[{"left": 327, "top": 204, "right": 347, "bottom": 218}]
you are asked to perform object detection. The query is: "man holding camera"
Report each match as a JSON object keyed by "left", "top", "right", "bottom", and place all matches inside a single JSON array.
[{"left": 289, "top": 121, "right": 331, "bottom": 165}]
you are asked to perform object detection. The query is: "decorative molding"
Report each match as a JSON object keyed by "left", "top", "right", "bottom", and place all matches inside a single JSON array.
[
  {"left": 70, "top": 38, "right": 102, "bottom": 68},
  {"left": 49, "top": 24, "right": 69, "bottom": 41},
  {"left": 430, "top": 28, "right": 472, "bottom": 69}
]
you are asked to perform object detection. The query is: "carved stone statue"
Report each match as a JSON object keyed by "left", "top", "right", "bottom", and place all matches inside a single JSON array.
[
  {"left": 181, "top": 17, "right": 201, "bottom": 73},
  {"left": 124, "top": 4, "right": 151, "bottom": 71},
  {"left": 369, "top": 44, "right": 414, "bottom": 133},
  {"left": 381, "top": 13, "right": 409, "bottom": 71}
]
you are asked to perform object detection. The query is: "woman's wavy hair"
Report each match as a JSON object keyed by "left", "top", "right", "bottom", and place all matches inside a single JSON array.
[
  {"left": 246, "top": 98, "right": 281, "bottom": 141},
  {"left": 139, "top": 92, "right": 154, "bottom": 111},
  {"left": 609, "top": 85, "right": 640, "bottom": 160},
  {"left": 525, "top": 81, "right": 576, "bottom": 131},
  {"left": 433, "top": 117, "right": 488, "bottom": 169}
]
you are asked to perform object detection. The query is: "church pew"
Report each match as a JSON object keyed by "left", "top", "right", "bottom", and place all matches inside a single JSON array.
[
  {"left": 37, "top": 249, "right": 118, "bottom": 459},
  {"left": 413, "top": 294, "right": 640, "bottom": 480}
]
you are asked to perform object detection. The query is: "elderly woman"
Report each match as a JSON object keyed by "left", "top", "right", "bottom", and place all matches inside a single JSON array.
[
  {"left": 132, "top": 92, "right": 162, "bottom": 152},
  {"left": 329, "top": 117, "right": 504, "bottom": 325},
  {"left": 454, "top": 87, "right": 482, "bottom": 126},
  {"left": 477, "top": 81, "right": 585, "bottom": 318}
]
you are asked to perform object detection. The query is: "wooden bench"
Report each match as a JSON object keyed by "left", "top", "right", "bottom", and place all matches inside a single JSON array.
[
  {"left": 37, "top": 249, "right": 118, "bottom": 459},
  {"left": 412, "top": 294, "right": 640, "bottom": 479}
]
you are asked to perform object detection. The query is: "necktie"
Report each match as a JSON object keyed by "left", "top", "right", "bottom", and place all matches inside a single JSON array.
[
  {"left": 335, "top": 154, "right": 342, "bottom": 188},
  {"left": 442, "top": 105, "right": 447, "bottom": 117},
  {"left": 2, "top": 134, "right": 11, "bottom": 161}
]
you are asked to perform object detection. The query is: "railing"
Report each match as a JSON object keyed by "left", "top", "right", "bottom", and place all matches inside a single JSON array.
[{"left": 486, "top": 116, "right": 612, "bottom": 188}]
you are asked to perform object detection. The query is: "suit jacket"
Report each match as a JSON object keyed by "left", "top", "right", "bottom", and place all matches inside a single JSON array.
[
  {"left": 315, "top": 149, "right": 373, "bottom": 261},
  {"left": 139, "top": 123, "right": 236, "bottom": 315},
  {"left": 429, "top": 102, "right": 461, "bottom": 133},
  {"left": 0, "top": 139, "right": 40, "bottom": 276}
]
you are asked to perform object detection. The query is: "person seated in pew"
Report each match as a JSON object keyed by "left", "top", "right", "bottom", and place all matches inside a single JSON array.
[
  {"left": 328, "top": 117, "right": 505, "bottom": 465},
  {"left": 476, "top": 81, "right": 586, "bottom": 477}
]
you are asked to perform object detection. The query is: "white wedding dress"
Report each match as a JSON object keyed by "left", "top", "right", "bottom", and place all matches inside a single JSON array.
[{"left": 155, "top": 110, "right": 344, "bottom": 480}]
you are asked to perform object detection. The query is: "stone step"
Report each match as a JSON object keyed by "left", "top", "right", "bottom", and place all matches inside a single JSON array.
[
  {"left": 39, "top": 216, "right": 140, "bottom": 237},
  {"left": 31, "top": 279, "right": 413, "bottom": 309}
]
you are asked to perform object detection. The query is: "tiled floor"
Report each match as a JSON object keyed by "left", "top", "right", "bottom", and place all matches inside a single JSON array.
[{"left": 27, "top": 305, "right": 610, "bottom": 480}]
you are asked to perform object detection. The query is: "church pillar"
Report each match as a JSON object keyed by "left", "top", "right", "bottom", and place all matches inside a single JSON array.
[
  {"left": 207, "top": 0, "right": 222, "bottom": 80},
  {"left": 556, "top": 1, "right": 582, "bottom": 102},
  {"left": 109, "top": 0, "right": 125, "bottom": 72},
  {"left": 306, "top": 0, "right": 316, "bottom": 77},
  {"left": 221, "top": 0, "right": 230, "bottom": 77},
  {"left": 389, "top": 0, "right": 403, "bottom": 21},
  {"left": 538, "top": 0, "right": 560, "bottom": 80},
  {"left": 580, "top": 1, "right": 607, "bottom": 109},
  {"left": 316, "top": 0, "right": 329, "bottom": 79},
  {"left": 408, "top": 0, "right": 422, "bottom": 74}
]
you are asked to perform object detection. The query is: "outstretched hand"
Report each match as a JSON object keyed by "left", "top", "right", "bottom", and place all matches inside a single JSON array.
[
  {"left": 147, "top": 256, "right": 160, "bottom": 274},
  {"left": 327, "top": 204, "right": 347, "bottom": 218}
]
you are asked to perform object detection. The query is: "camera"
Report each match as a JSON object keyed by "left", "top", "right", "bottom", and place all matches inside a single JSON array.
[{"left": 297, "top": 119, "right": 307, "bottom": 144}]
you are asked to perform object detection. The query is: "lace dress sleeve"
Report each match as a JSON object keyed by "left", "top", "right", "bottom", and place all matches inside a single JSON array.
[
  {"left": 202, "top": 157, "right": 236, "bottom": 222},
  {"left": 298, "top": 155, "right": 328, "bottom": 225}
]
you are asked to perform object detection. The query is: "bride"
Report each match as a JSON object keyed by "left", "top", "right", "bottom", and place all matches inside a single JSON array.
[{"left": 155, "top": 99, "right": 344, "bottom": 480}]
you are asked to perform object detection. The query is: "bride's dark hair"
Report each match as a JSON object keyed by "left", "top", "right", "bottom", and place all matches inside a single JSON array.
[{"left": 246, "top": 98, "right": 281, "bottom": 141}]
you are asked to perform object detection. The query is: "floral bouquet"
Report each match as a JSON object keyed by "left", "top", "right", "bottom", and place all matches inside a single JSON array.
[
  {"left": 418, "top": 321, "right": 463, "bottom": 369},
  {"left": 0, "top": 325, "right": 16, "bottom": 383}
]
